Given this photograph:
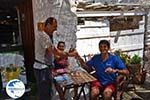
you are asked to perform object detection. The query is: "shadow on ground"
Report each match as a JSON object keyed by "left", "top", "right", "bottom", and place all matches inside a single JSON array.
[{"left": 135, "top": 81, "right": 150, "bottom": 100}]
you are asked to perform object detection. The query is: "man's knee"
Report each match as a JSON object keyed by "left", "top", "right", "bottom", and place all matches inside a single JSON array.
[{"left": 103, "top": 88, "right": 113, "bottom": 99}]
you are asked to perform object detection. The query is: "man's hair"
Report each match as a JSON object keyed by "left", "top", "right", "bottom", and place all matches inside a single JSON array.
[
  {"left": 45, "top": 17, "right": 56, "bottom": 27},
  {"left": 99, "top": 40, "right": 110, "bottom": 48},
  {"left": 57, "top": 41, "right": 65, "bottom": 47}
]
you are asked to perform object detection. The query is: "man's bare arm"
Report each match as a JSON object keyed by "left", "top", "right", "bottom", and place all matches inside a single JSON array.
[
  {"left": 105, "top": 67, "right": 129, "bottom": 75},
  {"left": 47, "top": 44, "right": 76, "bottom": 58},
  {"left": 75, "top": 54, "right": 93, "bottom": 72}
]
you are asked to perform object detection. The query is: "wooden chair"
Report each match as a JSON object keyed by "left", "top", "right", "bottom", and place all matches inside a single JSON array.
[
  {"left": 85, "top": 68, "right": 128, "bottom": 100},
  {"left": 97, "top": 74, "right": 127, "bottom": 100},
  {"left": 83, "top": 54, "right": 127, "bottom": 99},
  {"left": 115, "top": 74, "right": 127, "bottom": 100}
]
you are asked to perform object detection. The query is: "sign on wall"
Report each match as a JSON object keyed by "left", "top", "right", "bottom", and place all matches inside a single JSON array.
[{"left": 110, "top": 16, "right": 142, "bottom": 31}]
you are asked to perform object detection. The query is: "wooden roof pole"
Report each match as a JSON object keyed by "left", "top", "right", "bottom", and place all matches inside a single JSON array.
[{"left": 143, "top": 6, "right": 149, "bottom": 69}]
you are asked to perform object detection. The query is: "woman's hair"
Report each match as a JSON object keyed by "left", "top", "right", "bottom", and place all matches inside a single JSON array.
[
  {"left": 57, "top": 41, "right": 65, "bottom": 48},
  {"left": 99, "top": 40, "right": 110, "bottom": 48}
]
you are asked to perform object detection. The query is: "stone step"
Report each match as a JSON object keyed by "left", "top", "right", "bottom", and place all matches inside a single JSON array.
[{"left": 123, "top": 91, "right": 143, "bottom": 100}]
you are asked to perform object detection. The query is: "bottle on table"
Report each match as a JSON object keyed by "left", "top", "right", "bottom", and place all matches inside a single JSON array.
[{"left": 69, "top": 45, "right": 74, "bottom": 53}]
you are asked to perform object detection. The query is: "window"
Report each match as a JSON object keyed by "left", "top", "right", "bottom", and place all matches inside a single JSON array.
[{"left": 0, "top": 8, "right": 22, "bottom": 48}]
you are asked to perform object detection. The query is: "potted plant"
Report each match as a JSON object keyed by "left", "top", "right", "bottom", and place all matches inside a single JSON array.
[
  {"left": 114, "top": 49, "right": 130, "bottom": 64},
  {"left": 127, "top": 54, "right": 147, "bottom": 84},
  {"left": 126, "top": 54, "right": 142, "bottom": 75},
  {"left": 114, "top": 49, "right": 142, "bottom": 66},
  {"left": 114, "top": 50, "right": 146, "bottom": 84}
]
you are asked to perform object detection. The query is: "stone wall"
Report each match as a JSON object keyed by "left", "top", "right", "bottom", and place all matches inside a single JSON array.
[
  {"left": 32, "top": 0, "right": 150, "bottom": 52},
  {"left": 32, "top": 0, "right": 77, "bottom": 50}
]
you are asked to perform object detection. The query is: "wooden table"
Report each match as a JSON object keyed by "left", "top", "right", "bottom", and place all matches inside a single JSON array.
[{"left": 53, "top": 68, "right": 97, "bottom": 100}]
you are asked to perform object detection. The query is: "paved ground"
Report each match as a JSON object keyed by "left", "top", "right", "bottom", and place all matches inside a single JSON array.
[
  {"left": 134, "top": 74, "right": 150, "bottom": 100},
  {"left": 0, "top": 73, "right": 150, "bottom": 100},
  {"left": 122, "top": 73, "right": 150, "bottom": 100},
  {"left": 52, "top": 73, "right": 150, "bottom": 100}
]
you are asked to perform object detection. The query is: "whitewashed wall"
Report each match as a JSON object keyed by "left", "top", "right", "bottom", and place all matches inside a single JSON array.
[
  {"left": 31, "top": 0, "right": 149, "bottom": 57},
  {"left": 32, "top": 0, "right": 77, "bottom": 50},
  {"left": 76, "top": 20, "right": 110, "bottom": 55},
  {"left": 80, "top": 0, "right": 149, "bottom": 4},
  {"left": 76, "top": 17, "right": 145, "bottom": 58},
  {"left": 147, "top": 9, "right": 150, "bottom": 32}
]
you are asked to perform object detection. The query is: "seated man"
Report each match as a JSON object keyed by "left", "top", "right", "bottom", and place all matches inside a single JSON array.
[{"left": 76, "top": 40, "right": 129, "bottom": 100}]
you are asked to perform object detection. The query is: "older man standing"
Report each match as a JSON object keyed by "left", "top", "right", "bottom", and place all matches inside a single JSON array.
[{"left": 34, "top": 17, "right": 75, "bottom": 100}]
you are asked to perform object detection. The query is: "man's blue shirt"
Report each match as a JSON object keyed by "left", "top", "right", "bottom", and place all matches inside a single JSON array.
[{"left": 86, "top": 53, "right": 126, "bottom": 86}]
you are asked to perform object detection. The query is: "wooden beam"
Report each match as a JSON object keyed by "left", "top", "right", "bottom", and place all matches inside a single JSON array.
[{"left": 77, "top": 11, "right": 145, "bottom": 17}]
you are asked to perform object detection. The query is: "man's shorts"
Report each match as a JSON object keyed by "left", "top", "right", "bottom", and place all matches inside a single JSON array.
[{"left": 91, "top": 80, "right": 116, "bottom": 93}]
